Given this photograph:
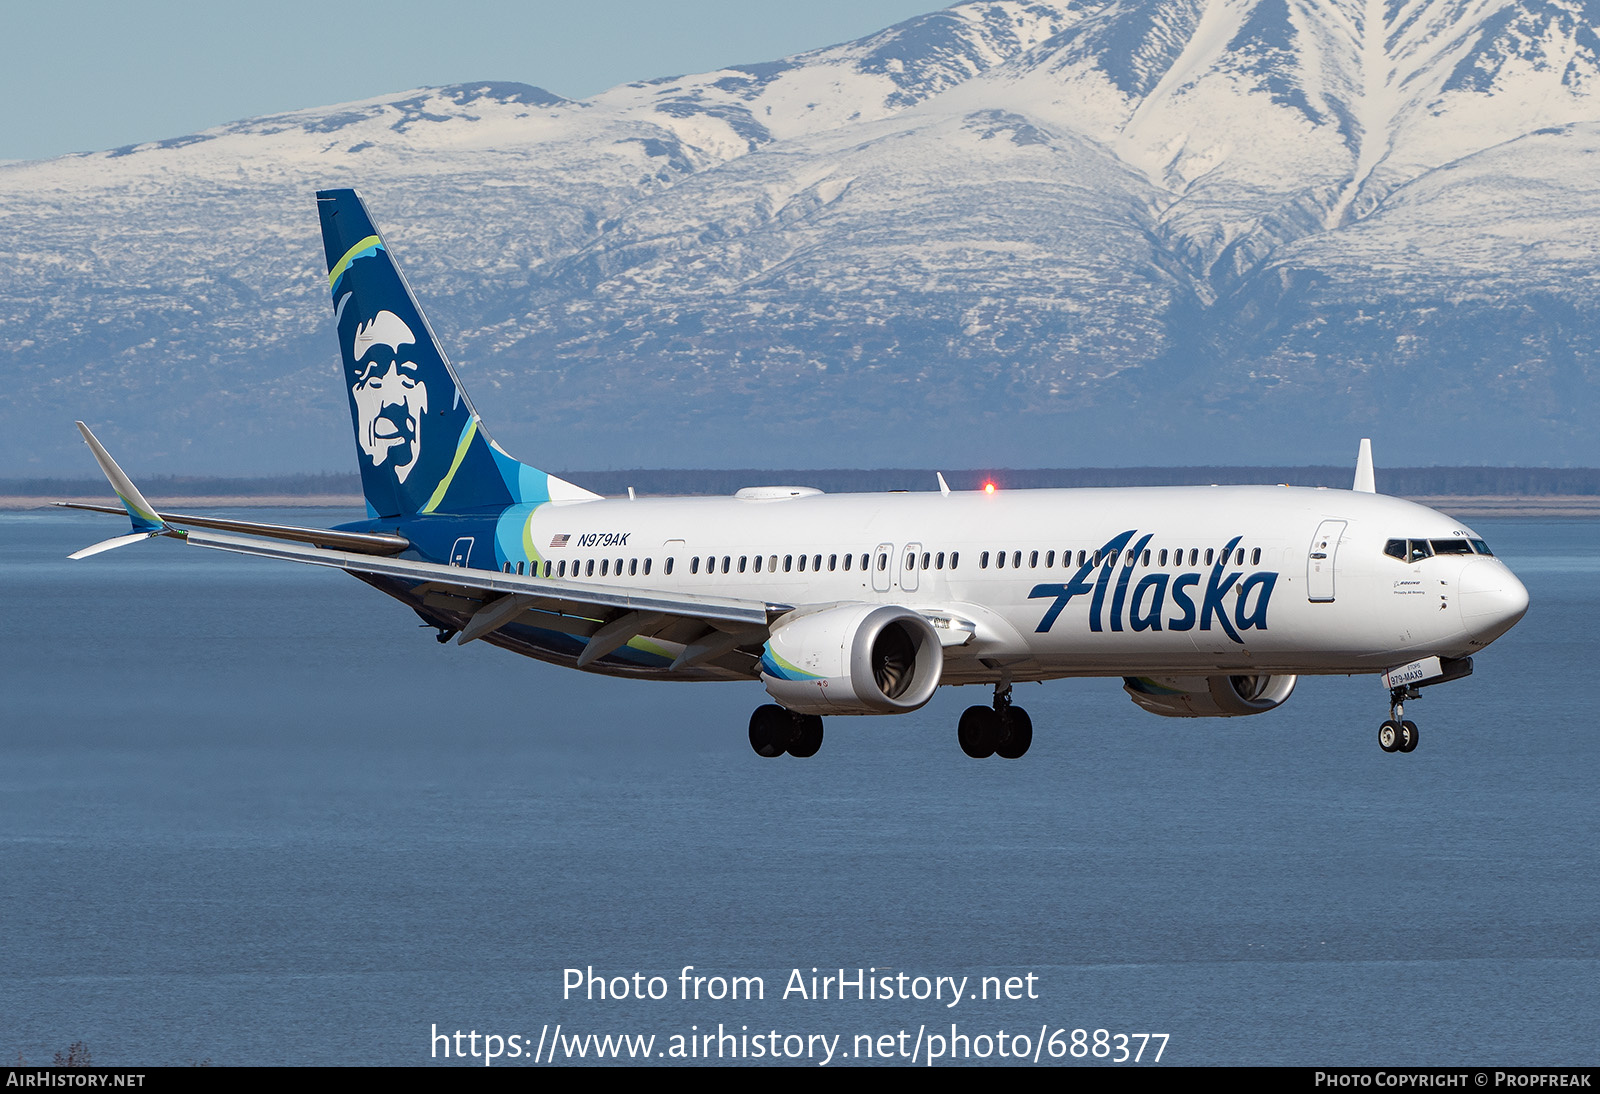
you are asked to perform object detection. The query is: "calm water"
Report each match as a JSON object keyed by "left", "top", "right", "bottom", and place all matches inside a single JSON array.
[{"left": 1, "top": 509, "right": 1595, "bottom": 1066}]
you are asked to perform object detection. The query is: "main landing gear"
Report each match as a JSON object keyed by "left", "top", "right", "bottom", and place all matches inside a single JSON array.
[
  {"left": 958, "top": 680, "right": 1032, "bottom": 759},
  {"left": 1378, "top": 686, "right": 1420, "bottom": 754},
  {"left": 748, "top": 704, "right": 824, "bottom": 758}
]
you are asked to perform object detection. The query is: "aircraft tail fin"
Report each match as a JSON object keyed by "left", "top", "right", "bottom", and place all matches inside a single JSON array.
[{"left": 316, "top": 189, "right": 598, "bottom": 519}]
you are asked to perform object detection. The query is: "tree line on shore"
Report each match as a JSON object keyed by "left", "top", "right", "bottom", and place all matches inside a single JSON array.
[{"left": 12, "top": 466, "right": 1600, "bottom": 498}]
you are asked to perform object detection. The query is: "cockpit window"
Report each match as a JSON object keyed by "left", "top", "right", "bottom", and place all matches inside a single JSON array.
[
  {"left": 1384, "top": 539, "right": 1406, "bottom": 561},
  {"left": 1471, "top": 539, "right": 1494, "bottom": 557},
  {"left": 1407, "top": 539, "right": 1433, "bottom": 562},
  {"left": 1430, "top": 539, "right": 1474, "bottom": 556}
]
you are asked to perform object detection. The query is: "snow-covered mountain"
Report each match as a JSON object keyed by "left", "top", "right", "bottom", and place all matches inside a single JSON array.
[{"left": 4, "top": 0, "right": 1599, "bottom": 475}]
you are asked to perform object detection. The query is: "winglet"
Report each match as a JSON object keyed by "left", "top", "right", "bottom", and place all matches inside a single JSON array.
[
  {"left": 68, "top": 422, "right": 172, "bottom": 558},
  {"left": 1353, "top": 438, "right": 1376, "bottom": 493}
]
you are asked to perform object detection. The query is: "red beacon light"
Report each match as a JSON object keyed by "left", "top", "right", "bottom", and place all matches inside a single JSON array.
[{"left": 984, "top": 481, "right": 997, "bottom": 494}]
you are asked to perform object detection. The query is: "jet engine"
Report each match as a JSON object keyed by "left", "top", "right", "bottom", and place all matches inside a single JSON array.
[
  {"left": 1122, "top": 674, "right": 1298, "bottom": 718},
  {"left": 760, "top": 604, "right": 943, "bottom": 716}
]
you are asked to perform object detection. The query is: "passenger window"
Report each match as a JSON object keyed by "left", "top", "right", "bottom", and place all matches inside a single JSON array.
[
  {"left": 754, "top": 555, "right": 763, "bottom": 572},
  {"left": 1143, "top": 549, "right": 1151, "bottom": 566},
  {"left": 739, "top": 556, "right": 748, "bottom": 573},
  {"left": 773, "top": 556, "right": 781, "bottom": 572},
  {"left": 860, "top": 554, "right": 869, "bottom": 571},
  {"left": 642, "top": 559, "right": 651, "bottom": 576},
  {"left": 814, "top": 555, "right": 822, "bottom": 571},
  {"left": 840, "top": 554, "right": 849, "bottom": 571},
  {"left": 543, "top": 561, "right": 552, "bottom": 578},
  {"left": 921, "top": 552, "right": 930, "bottom": 570},
  {"left": 664, "top": 558, "right": 674, "bottom": 575},
  {"left": 829, "top": 554, "right": 837, "bottom": 571},
  {"left": 690, "top": 557, "right": 699, "bottom": 574},
  {"left": 1012, "top": 551, "right": 1022, "bottom": 568},
  {"left": 502, "top": 562, "right": 511, "bottom": 574},
  {"left": 1251, "top": 548, "right": 1260, "bottom": 566},
  {"left": 1204, "top": 549, "right": 1213, "bottom": 565},
  {"left": 905, "top": 552, "right": 915, "bottom": 570},
  {"left": 601, "top": 559, "right": 610, "bottom": 576},
  {"left": 937, "top": 551, "right": 946, "bottom": 569},
  {"left": 784, "top": 555, "right": 793, "bottom": 572},
  {"left": 950, "top": 551, "right": 959, "bottom": 569},
  {"left": 557, "top": 560, "right": 566, "bottom": 577},
  {"left": 996, "top": 551, "right": 1006, "bottom": 570},
  {"left": 878, "top": 553, "right": 888, "bottom": 571}
]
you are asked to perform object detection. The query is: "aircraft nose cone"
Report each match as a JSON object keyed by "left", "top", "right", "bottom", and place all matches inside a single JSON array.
[{"left": 1458, "top": 560, "right": 1529, "bottom": 644}]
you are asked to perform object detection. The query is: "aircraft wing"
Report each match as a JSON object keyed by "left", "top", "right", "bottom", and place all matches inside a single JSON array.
[
  {"left": 182, "top": 528, "right": 787, "bottom": 675},
  {"left": 57, "top": 501, "right": 409, "bottom": 554}
]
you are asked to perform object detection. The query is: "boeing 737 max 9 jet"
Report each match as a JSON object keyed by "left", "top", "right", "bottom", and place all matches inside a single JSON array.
[{"left": 65, "top": 189, "right": 1530, "bottom": 760}]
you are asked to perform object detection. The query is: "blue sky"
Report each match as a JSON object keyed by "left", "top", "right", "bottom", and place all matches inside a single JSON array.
[{"left": 7, "top": 1, "right": 938, "bottom": 162}]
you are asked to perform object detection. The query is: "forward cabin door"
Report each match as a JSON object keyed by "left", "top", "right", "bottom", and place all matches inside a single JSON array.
[
  {"left": 900, "top": 541, "right": 923, "bottom": 592},
  {"left": 1306, "top": 520, "right": 1346, "bottom": 602}
]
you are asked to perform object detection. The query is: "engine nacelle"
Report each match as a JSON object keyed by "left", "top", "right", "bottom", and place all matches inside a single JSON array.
[
  {"left": 760, "top": 604, "right": 943, "bottom": 716},
  {"left": 1122, "top": 674, "right": 1297, "bottom": 718}
]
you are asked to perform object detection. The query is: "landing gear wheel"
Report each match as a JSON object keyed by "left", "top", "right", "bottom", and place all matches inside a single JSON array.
[
  {"left": 959, "top": 706, "right": 1000, "bottom": 758},
  {"left": 749, "top": 705, "right": 789, "bottom": 758},
  {"left": 1398, "top": 720, "right": 1419, "bottom": 753},
  {"left": 1378, "top": 720, "right": 1401, "bottom": 753},
  {"left": 995, "top": 706, "right": 1033, "bottom": 759},
  {"left": 788, "top": 714, "right": 824, "bottom": 758}
]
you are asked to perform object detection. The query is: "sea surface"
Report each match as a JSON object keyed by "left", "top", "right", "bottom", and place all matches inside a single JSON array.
[{"left": 2, "top": 509, "right": 1595, "bottom": 1066}]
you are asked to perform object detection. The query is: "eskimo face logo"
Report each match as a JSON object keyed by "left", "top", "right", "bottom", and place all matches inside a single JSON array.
[{"left": 349, "top": 310, "right": 427, "bottom": 483}]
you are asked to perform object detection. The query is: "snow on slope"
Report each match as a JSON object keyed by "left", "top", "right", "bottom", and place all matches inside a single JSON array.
[{"left": 3, "top": 0, "right": 1600, "bottom": 473}]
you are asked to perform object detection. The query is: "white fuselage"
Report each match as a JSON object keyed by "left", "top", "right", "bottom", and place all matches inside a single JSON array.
[{"left": 474, "top": 484, "right": 1528, "bottom": 683}]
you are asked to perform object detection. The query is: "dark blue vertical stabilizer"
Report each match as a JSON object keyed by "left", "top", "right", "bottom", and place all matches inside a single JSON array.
[{"left": 318, "top": 189, "right": 587, "bottom": 519}]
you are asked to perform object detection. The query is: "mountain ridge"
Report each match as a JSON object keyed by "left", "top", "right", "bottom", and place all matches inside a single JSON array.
[{"left": 3, "top": 0, "right": 1598, "bottom": 476}]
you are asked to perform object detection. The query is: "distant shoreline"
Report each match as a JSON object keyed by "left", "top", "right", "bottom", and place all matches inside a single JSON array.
[{"left": 11, "top": 493, "right": 1600, "bottom": 518}]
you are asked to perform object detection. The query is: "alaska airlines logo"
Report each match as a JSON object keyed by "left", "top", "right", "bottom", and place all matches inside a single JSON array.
[
  {"left": 348, "top": 310, "right": 427, "bottom": 484},
  {"left": 1028, "top": 531, "right": 1277, "bottom": 644}
]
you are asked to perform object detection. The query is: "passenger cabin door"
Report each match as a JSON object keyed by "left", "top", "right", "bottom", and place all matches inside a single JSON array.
[
  {"left": 450, "top": 537, "right": 475, "bottom": 568},
  {"left": 900, "top": 542, "right": 923, "bottom": 592},
  {"left": 1306, "top": 520, "right": 1346, "bottom": 602},
  {"left": 872, "top": 542, "right": 894, "bottom": 593}
]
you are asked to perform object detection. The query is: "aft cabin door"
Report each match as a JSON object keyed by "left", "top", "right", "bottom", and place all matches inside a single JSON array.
[
  {"left": 872, "top": 543, "right": 894, "bottom": 593},
  {"left": 1306, "top": 520, "right": 1346, "bottom": 602}
]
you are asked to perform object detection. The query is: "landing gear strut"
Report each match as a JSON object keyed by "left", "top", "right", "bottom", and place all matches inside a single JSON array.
[
  {"left": 1379, "top": 685, "right": 1420, "bottom": 754},
  {"left": 959, "top": 679, "right": 1032, "bottom": 759},
  {"left": 748, "top": 704, "right": 824, "bottom": 758}
]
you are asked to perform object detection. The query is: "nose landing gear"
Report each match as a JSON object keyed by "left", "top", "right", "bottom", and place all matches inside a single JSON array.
[
  {"left": 1379, "top": 686, "right": 1420, "bottom": 754},
  {"left": 958, "top": 680, "right": 1032, "bottom": 759}
]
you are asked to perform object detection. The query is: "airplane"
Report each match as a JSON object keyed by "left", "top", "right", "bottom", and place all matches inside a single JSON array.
[{"left": 64, "top": 188, "right": 1530, "bottom": 760}]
